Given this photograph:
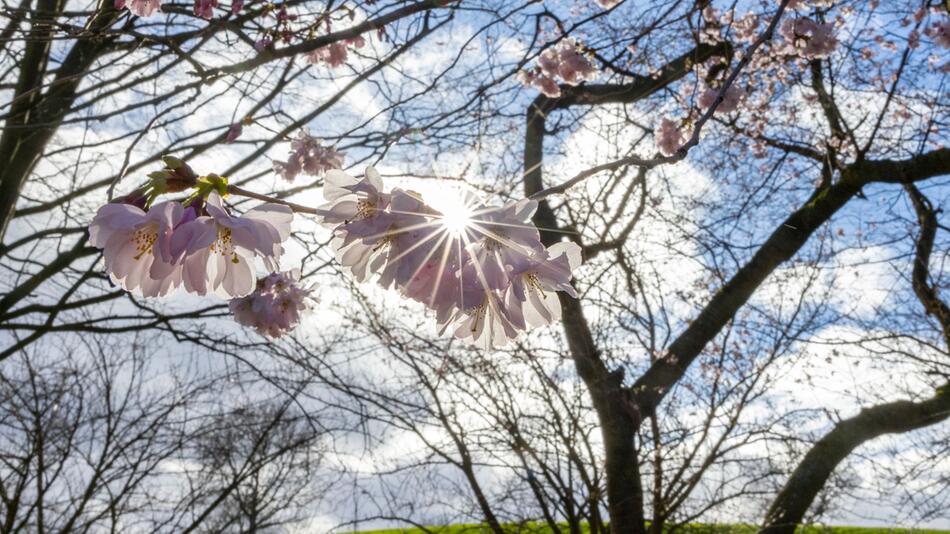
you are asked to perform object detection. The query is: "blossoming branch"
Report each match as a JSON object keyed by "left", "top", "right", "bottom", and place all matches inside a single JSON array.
[{"left": 89, "top": 153, "right": 582, "bottom": 348}]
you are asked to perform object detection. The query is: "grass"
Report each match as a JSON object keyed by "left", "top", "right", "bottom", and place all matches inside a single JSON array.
[{"left": 355, "top": 524, "right": 950, "bottom": 534}]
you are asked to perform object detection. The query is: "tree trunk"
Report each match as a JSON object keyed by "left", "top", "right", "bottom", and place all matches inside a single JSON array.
[{"left": 0, "top": 0, "right": 120, "bottom": 241}]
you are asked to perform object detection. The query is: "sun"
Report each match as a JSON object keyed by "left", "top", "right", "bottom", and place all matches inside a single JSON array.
[
  {"left": 424, "top": 184, "right": 478, "bottom": 235},
  {"left": 440, "top": 204, "right": 473, "bottom": 234}
]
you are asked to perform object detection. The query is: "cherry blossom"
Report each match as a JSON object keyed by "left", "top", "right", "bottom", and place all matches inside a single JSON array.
[
  {"left": 193, "top": 0, "right": 216, "bottom": 19},
  {"left": 780, "top": 18, "right": 838, "bottom": 59},
  {"left": 91, "top": 151, "right": 580, "bottom": 348},
  {"left": 306, "top": 36, "right": 367, "bottom": 67},
  {"left": 171, "top": 192, "right": 293, "bottom": 297},
  {"left": 655, "top": 117, "right": 686, "bottom": 157},
  {"left": 439, "top": 288, "right": 525, "bottom": 349},
  {"left": 275, "top": 5, "right": 295, "bottom": 22},
  {"left": 464, "top": 199, "right": 544, "bottom": 291},
  {"left": 375, "top": 188, "right": 442, "bottom": 291},
  {"left": 698, "top": 85, "right": 746, "bottom": 113},
  {"left": 787, "top": 0, "right": 835, "bottom": 9},
  {"left": 318, "top": 168, "right": 582, "bottom": 348},
  {"left": 540, "top": 38, "right": 599, "bottom": 85},
  {"left": 507, "top": 242, "right": 582, "bottom": 328},
  {"left": 229, "top": 270, "right": 314, "bottom": 337},
  {"left": 320, "top": 168, "right": 400, "bottom": 282},
  {"left": 115, "top": 0, "right": 162, "bottom": 17},
  {"left": 273, "top": 129, "right": 345, "bottom": 182},
  {"left": 327, "top": 185, "right": 432, "bottom": 287},
  {"left": 320, "top": 167, "right": 392, "bottom": 236},
  {"left": 732, "top": 13, "right": 760, "bottom": 44},
  {"left": 594, "top": 0, "right": 621, "bottom": 8},
  {"left": 226, "top": 123, "right": 243, "bottom": 143},
  {"left": 89, "top": 200, "right": 184, "bottom": 297},
  {"left": 519, "top": 38, "right": 599, "bottom": 97},
  {"left": 307, "top": 43, "right": 348, "bottom": 67},
  {"left": 927, "top": 20, "right": 950, "bottom": 49},
  {"left": 518, "top": 69, "right": 562, "bottom": 98}
]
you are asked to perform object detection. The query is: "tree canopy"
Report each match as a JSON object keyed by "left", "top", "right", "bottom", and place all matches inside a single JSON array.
[{"left": 1, "top": 0, "right": 949, "bottom": 532}]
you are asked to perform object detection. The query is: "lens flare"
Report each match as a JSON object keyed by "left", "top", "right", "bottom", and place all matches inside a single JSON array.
[
  {"left": 441, "top": 205, "right": 473, "bottom": 234},
  {"left": 425, "top": 185, "right": 478, "bottom": 235}
]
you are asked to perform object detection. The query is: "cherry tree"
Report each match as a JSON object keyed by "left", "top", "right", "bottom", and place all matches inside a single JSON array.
[{"left": 1, "top": 0, "right": 950, "bottom": 532}]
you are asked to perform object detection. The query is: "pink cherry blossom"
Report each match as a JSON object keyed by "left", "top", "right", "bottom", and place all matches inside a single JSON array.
[
  {"left": 346, "top": 35, "right": 367, "bottom": 49},
  {"left": 275, "top": 6, "right": 294, "bottom": 22},
  {"left": 520, "top": 38, "right": 599, "bottom": 97},
  {"left": 193, "top": 0, "right": 216, "bottom": 19},
  {"left": 698, "top": 85, "right": 746, "bottom": 113},
  {"left": 306, "top": 35, "right": 367, "bottom": 67},
  {"left": 539, "top": 38, "right": 599, "bottom": 85},
  {"left": 307, "top": 43, "right": 348, "bottom": 67},
  {"left": 780, "top": 18, "right": 838, "bottom": 59},
  {"left": 89, "top": 200, "right": 184, "bottom": 297},
  {"left": 438, "top": 288, "right": 525, "bottom": 350},
  {"left": 392, "top": 188, "right": 479, "bottom": 279},
  {"left": 518, "top": 69, "right": 562, "bottom": 98},
  {"left": 320, "top": 167, "right": 392, "bottom": 238},
  {"left": 229, "top": 270, "right": 314, "bottom": 338},
  {"left": 927, "top": 20, "right": 950, "bottom": 48},
  {"left": 787, "top": 0, "right": 835, "bottom": 9},
  {"left": 226, "top": 123, "right": 243, "bottom": 143},
  {"left": 594, "top": 0, "right": 622, "bottom": 8},
  {"left": 332, "top": 233, "right": 391, "bottom": 283},
  {"left": 375, "top": 188, "right": 443, "bottom": 291},
  {"left": 402, "top": 253, "right": 482, "bottom": 322},
  {"left": 733, "top": 13, "right": 760, "bottom": 44},
  {"left": 273, "top": 129, "right": 344, "bottom": 183},
  {"left": 317, "top": 169, "right": 584, "bottom": 348},
  {"left": 463, "top": 199, "right": 544, "bottom": 291},
  {"left": 171, "top": 193, "right": 293, "bottom": 298},
  {"left": 507, "top": 242, "right": 581, "bottom": 328},
  {"left": 655, "top": 117, "right": 685, "bottom": 157},
  {"left": 320, "top": 168, "right": 399, "bottom": 282},
  {"left": 115, "top": 0, "right": 162, "bottom": 17}
]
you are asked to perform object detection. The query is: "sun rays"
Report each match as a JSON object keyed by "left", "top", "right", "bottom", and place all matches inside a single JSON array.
[{"left": 318, "top": 167, "right": 582, "bottom": 347}]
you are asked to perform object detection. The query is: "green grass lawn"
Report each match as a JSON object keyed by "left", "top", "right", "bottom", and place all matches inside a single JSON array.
[{"left": 355, "top": 524, "right": 950, "bottom": 534}]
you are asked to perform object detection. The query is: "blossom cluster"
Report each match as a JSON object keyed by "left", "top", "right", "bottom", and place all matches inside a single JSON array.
[
  {"left": 518, "top": 38, "right": 599, "bottom": 98},
  {"left": 928, "top": 19, "right": 950, "bottom": 49},
  {"left": 255, "top": 5, "right": 297, "bottom": 50},
  {"left": 731, "top": 12, "right": 761, "bottom": 44},
  {"left": 779, "top": 17, "right": 838, "bottom": 59},
  {"left": 88, "top": 154, "right": 581, "bottom": 346},
  {"left": 90, "top": 188, "right": 293, "bottom": 299},
  {"left": 115, "top": 0, "right": 161, "bottom": 17},
  {"left": 230, "top": 270, "right": 314, "bottom": 338},
  {"left": 655, "top": 118, "right": 686, "bottom": 157},
  {"left": 786, "top": 0, "right": 835, "bottom": 9},
  {"left": 272, "top": 128, "right": 345, "bottom": 183},
  {"left": 114, "top": 0, "right": 371, "bottom": 67},
  {"left": 698, "top": 85, "right": 746, "bottom": 114},
  {"left": 115, "top": 0, "right": 238, "bottom": 19},
  {"left": 306, "top": 35, "right": 367, "bottom": 67},
  {"left": 89, "top": 158, "right": 295, "bottom": 301},
  {"left": 320, "top": 167, "right": 583, "bottom": 348}
]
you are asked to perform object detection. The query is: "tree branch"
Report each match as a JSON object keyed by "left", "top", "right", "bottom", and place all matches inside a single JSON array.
[
  {"left": 758, "top": 385, "right": 950, "bottom": 534},
  {"left": 197, "top": 0, "right": 453, "bottom": 79},
  {"left": 629, "top": 148, "right": 950, "bottom": 427}
]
